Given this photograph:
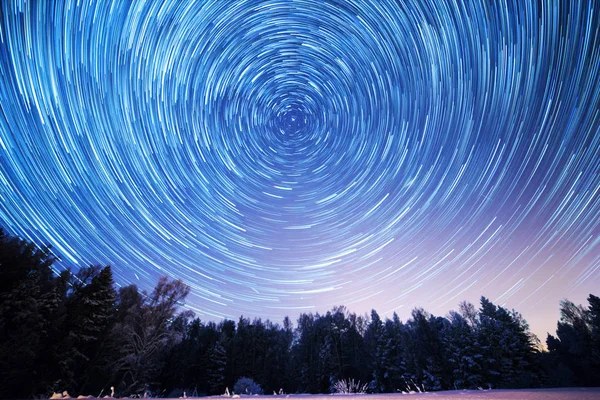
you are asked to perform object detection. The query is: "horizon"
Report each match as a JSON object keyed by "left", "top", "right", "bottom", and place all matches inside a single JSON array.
[{"left": 0, "top": 226, "right": 588, "bottom": 343}]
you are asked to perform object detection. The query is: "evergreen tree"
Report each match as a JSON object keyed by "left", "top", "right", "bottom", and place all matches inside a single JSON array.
[
  {"left": 37, "top": 269, "right": 70, "bottom": 392},
  {"left": 231, "top": 316, "right": 253, "bottom": 383},
  {"left": 292, "top": 313, "right": 315, "bottom": 392},
  {"left": 315, "top": 314, "right": 337, "bottom": 392},
  {"left": 364, "top": 309, "right": 388, "bottom": 392},
  {"left": 444, "top": 311, "right": 482, "bottom": 389},
  {"left": 383, "top": 313, "right": 407, "bottom": 392},
  {"left": 588, "top": 294, "right": 600, "bottom": 382},
  {"left": 251, "top": 318, "right": 293, "bottom": 393},
  {"left": 207, "top": 334, "right": 228, "bottom": 394},
  {"left": 546, "top": 295, "right": 600, "bottom": 386},
  {"left": 276, "top": 317, "right": 294, "bottom": 392},
  {"left": 219, "top": 319, "right": 236, "bottom": 390},
  {"left": 0, "top": 229, "right": 62, "bottom": 398},
  {"left": 158, "top": 312, "right": 196, "bottom": 396},
  {"left": 402, "top": 309, "right": 448, "bottom": 391},
  {"left": 183, "top": 320, "right": 221, "bottom": 395},
  {"left": 477, "top": 297, "right": 538, "bottom": 388},
  {"left": 344, "top": 312, "right": 369, "bottom": 385},
  {"left": 55, "top": 265, "right": 117, "bottom": 394}
]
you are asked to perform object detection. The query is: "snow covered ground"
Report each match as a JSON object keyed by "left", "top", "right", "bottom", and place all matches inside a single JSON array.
[
  {"left": 179, "top": 389, "right": 600, "bottom": 400},
  {"left": 313, "top": 388, "right": 600, "bottom": 399}
]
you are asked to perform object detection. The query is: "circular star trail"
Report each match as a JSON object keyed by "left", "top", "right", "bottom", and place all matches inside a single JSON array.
[{"left": 1, "top": 0, "right": 599, "bottom": 336}]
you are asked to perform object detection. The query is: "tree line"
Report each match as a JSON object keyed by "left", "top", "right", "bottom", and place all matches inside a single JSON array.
[{"left": 1, "top": 229, "right": 599, "bottom": 398}]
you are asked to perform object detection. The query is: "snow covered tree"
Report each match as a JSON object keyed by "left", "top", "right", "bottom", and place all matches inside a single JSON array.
[
  {"left": 477, "top": 297, "right": 538, "bottom": 388},
  {"left": 291, "top": 312, "right": 318, "bottom": 392},
  {"left": 444, "top": 311, "right": 483, "bottom": 389},
  {"left": 207, "top": 334, "right": 228, "bottom": 394},
  {"left": 546, "top": 295, "right": 600, "bottom": 386},
  {"left": 171, "top": 319, "right": 222, "bottom": 395},
  {"left": 364, "top": 309, "right": 388, "bottom": 392},
  {"left": 383, "top": 313, "right": 408, "bottom": 392},
  {"left": 55, "top": 265, "right": 117, "bottom": 394},
  {"left": 0, "top": 229, "right": 63, "bottom": 398},
  {"left": 402, "top": 309, "right": 449, "bottom": 391},
  {"left": 232, "top": 316, "right": 252, "bottom": 382},
  {"left": 317, "top": 322, "right": 337, "bottom": 391},
  {"left": 588, "top": 294, "right": 600, "bottom": 379},
  {"left": 291, "top": 308, "right": 364, "bottom": 394},
  {"left": 254, "top": 318, "right": 293, "bottom": 393}
]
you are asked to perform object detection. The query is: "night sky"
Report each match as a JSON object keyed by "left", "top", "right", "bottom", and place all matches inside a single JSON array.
[{"left": 1, "top": 0, "right": 599, "bottom": 341}]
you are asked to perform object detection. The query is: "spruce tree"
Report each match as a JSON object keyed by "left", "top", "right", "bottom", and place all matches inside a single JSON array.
[
  {"left": 383, "top": 313, "right": 407, "bottom": 392},
  {"left": 477, "top": 297, "right": 537, "bottom": 388},
  {"left": 444, "top": 311, "right": 482, "bottom": 389},
  {"left": 587, "top": 294, "right": 600, "bottom": 382},
  {"left": 547, "top": 295, "right": 600, "bottom": 386},
  {"left": 364, "top": 309, "right": 387, "bottom": 392},
  {"left": 207, "top": 334, "right": 228, "bottom": 394},
  {"left": 0, "top": 230, "right": 60, "bottom": 398},
  {"left": 56, "top": 266, "right": 117, "bottom": 394}
]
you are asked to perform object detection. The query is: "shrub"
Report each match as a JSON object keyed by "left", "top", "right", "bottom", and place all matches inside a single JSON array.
[
  {"left": 233, "top": 377, "right": 263, "bottom": 395},
  {"left": 332, "top": 378, "right": 368, "bottom": 394}
]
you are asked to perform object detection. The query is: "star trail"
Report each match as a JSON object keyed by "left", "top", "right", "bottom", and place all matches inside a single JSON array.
[{"left": 1, "top": 0, "right": 599, "bottom": 339}]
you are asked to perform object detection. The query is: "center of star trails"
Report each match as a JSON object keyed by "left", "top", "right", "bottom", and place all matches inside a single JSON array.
[{"left": 278, "top": 108, "right": 308, "bottom": 136}]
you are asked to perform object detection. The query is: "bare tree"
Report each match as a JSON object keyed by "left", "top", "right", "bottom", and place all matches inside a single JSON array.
[{"left": 107, "top": 277, "right": 190, "bottom": 396}]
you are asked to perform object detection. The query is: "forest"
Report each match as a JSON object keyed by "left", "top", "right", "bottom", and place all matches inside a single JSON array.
[{"left": 1, "top": 228, "right": 599, "bottom": 398}]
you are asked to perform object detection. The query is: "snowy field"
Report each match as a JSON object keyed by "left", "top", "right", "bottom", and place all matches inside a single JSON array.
[
  {"left": 180, "top": 389, "right": 600, "bottom": 400},
  {"left": 51, "top": 389, "right": 600, "bottom": 400}
]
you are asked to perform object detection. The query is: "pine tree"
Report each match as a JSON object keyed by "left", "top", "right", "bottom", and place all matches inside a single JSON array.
[
  {"left": 444, "top": 311, "right": 482, "bottom": 389},
  {"left": 207, "top": 334, "right": 228, "bottom": 394},
  {"left": 345, "top": 312, "right": 369, "bottom": 385},
  {"left": 274, "top": 316, "right": 294, "bottom": 392},
  {"left": 55, "top": 266, "right": 117, "bottom": 394},
  {"left": 232, "top": 316, "right": 252, "bottom": 383},
  {"left": 364, "top": 309, "right": 387, "bottom": 392},
  {"left": 383, "top": 313, "right": 407, "bottom": 392},
  {"left": 477, "top": 297, "right": 538, "bottom": 388},
  {"left": 158, "top": 312, "right": 195, "bottom": 396},
  {"left": 0, "top": 230, "right": 61, "bottom": 398},
  {"left": 316, "top": 317, "right": 336, "bottom": 392},
  {"left": 547, "top": 295, "right": 600, "bottom": 386},
  {"left": 402, "top": 309, "right": 448, "bottom": 391},
  {"left": 587, "top": 294, "right": 600, "bottom": 382},
  {"left": 292, "top": 313, "right": 318, "bottom": 393}
]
